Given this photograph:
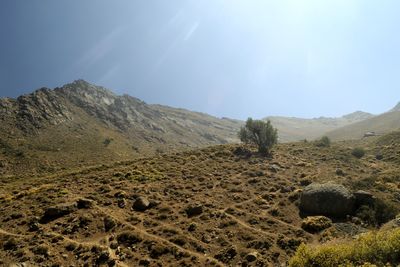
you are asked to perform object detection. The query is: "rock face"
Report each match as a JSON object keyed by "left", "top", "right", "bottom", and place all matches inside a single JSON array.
[{"left": 300, "top": 183, "right": 355, "bottom": 218}]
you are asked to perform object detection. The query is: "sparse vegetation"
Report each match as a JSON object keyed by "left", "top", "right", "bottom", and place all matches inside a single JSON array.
[
  {"left": 289, "top": 228, "right": 400, "bottom": 267},
  {"left": 351, "top": 147, "right": 366, "bottom": 158},
  {"left": 315, "top": 136, "right": 331, "bottom": 147},
  {"left": 238, "top": 118, "right": 278, "bottom": 155}
]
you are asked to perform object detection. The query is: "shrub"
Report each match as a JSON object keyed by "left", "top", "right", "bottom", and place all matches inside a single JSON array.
[
  {"left": 355, "top": 198, "right": 397, "bottom": 226},
  {"left": 238, "top": 118, "right": 278, "bottom": 155},
  {"left": 315, "top": 136, "right": 331, "bottom": 147},
  {"left": 289, "top": 228, "right": 400, "bottom": 267},
  {"left": 352, "top": 147, "right": 366, "bottom": 159},
  {"left": 103, "top": 138, "right": 113, "bottom": 146}
]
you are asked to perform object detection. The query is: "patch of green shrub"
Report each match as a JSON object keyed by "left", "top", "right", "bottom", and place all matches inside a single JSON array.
[
  {"left": 315, "top": 136, "right": 331, "bottom": 147},
  {"left": 352, "top": 147, "right": 366, "bottom": 159},
  {"left": 289, "top": 228, "right": 400, "bottom": 267},
  {"left": 238, "top": 118, "right": 278, "bottom": 155}
]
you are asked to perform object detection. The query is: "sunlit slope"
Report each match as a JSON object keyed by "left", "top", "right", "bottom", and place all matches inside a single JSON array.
[{"left": 326, "top": 110, "right": 400, "bottom": 141}]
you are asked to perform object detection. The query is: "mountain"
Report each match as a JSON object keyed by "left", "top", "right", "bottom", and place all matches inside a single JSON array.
[
  {"left": 0, "top": 80, "right": 242, "bottom": 175},
  {"left": 390, "top": 101, "right": 400, "bottom": 112},
  {"left": 264, "top": 111, "right": 373, "bottom": 142},
  {"left": 325, "top": 104, "right": 400, "bottom": 141}
]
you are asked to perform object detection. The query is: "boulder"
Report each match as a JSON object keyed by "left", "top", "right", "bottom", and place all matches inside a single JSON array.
[
  {"left": 40, "top": 203, "right": 77, "bottom": 223},
  {"left": 245, "top": 252, "right": 258, "bottom": 262},
  {"left": 132, "top": 196, "right": 150, "bottom": 211},
  {"left": 300, "top": 183, "right": 355, "bottom": 218},
  {"left": 185, "top": 204, "right": 203, "bottom": 217},
  {"left": 77, "top": 198, "right": 94, "bottom": 209}
]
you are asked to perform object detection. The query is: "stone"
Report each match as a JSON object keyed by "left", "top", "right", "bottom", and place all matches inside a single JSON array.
[
  {"left": 40, "top": 203, "right": 77, "bottom": 223},
  {"left": 185, "top": 205, "right": 203, "bottom": 217},
  {"left": 300, "top": 183, "right": 355, "bottom": 218},
  {"left": 245, "top": 252, "right": 258, "bottom": 262},
  {"left": 77, "top": 198, "right": 94, "bottom": 209},
  {"left": 133, "top": 197, "right": 150, "bottom": 211}
]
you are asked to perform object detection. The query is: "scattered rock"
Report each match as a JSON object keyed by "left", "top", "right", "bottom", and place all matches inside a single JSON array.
[
  {"left": 301, "top": 216, "right": 332, "bottom": 233},
  {"left": 245, "top": 251, "right": 258, "bottom": 262},
  {"left": 268, "top": 164, "right": 280, "bottom": 173},
  {"left": 133, "top": 197, "right": 150, "bottom": 211},
  {"left": 28, "top": 217, "right": 40, "bottom": 232},
  {"left": 300, "top": 183, "right": 355, "bottom": 218},
  {"left": 185, "top": 205, "right": 203, "bottom": 217},
  {"left": 77, "top": 198, "right": 94, "bottom": 209},
  {"left": 117, "top": 198, "right": 126, "bottom": 208},
  {"left": 336, "top": 169, "right": 345, "bottom": 176},
  {"left": 40, "top": 203, "right": 77, "bottom": 223},
  {"left": 104, "top": 217, "right": 116, "bottom": 232}
]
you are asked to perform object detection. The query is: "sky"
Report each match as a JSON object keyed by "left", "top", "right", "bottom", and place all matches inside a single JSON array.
[{"left": 1, "top": 0, "right": 400, "bottom": 120}]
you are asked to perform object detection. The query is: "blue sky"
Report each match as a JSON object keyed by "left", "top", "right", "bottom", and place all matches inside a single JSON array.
[{"left": 1, "top": 0, "right": 399, "bottom": 119}]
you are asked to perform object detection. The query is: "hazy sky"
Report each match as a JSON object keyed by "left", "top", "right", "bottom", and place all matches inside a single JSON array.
[{"left": 1, "top": 0, "right": 400, "bottom": 119}]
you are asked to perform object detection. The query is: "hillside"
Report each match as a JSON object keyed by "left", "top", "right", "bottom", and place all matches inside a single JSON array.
[
  {"left": 0, "top": 80, "right": 242, "bottom": 176},
  {"left": 265, "top": 111, "right": 373, "bottom": 142},
  {"left": 325, "top": 109, "right": 400, "bottom": 141},
  {"left": 0, "top": 134, "right": 399, "bottom": 266}
]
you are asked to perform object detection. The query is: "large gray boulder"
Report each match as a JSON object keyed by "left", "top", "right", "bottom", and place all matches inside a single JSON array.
[{"left": 300, "top": 183, "right": 355, "bottom": 218}]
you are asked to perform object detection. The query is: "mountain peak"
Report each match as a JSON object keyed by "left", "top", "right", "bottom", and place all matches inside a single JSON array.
[{"left": 342, "top": 111, "right": 373, "bottom": 121}]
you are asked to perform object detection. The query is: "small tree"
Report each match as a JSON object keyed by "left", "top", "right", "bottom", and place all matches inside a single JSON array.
[
  {"left": 351, "top": 147, "right": 365, "bottom": 159},
  {"left": 315, "top": 136, "right": 331, "bottom": 147},
  {"left": 238, "top": 118, "right": 278, "bottom": 155}
]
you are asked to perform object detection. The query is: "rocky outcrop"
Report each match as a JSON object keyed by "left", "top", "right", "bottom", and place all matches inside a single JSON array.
[{"left": 300, "top": 183, "right": 355, "bottom": 218}]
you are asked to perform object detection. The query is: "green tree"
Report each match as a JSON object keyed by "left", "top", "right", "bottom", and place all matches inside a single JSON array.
[{"left": 238, "top": 118, "right": 278, "bottom": 155}]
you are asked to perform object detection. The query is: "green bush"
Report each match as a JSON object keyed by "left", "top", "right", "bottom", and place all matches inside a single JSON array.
[
  {"left": 289, "top": 228, "right": 400, "bottom": 267},
  {"left": 315, "top": 136, "right": 331, "bottom": 147},
  {"left": 352, "top": 147, "right": 366, "bottom": 159},
  {"left": 238, "top": 118, "right": 278, "bottom": 155}
]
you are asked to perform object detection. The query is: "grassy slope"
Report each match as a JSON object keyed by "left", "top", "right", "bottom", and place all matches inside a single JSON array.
[
  {"left": 326, "top": 111, "right": 400, "bottom": 141},
  {"left": 0, "top": 135, "right": 399, "bottom": 266}
]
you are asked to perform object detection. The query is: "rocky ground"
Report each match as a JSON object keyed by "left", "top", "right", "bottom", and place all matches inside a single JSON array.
[{"left": 0, "top": 137, "right": 399, "bottom": 266}]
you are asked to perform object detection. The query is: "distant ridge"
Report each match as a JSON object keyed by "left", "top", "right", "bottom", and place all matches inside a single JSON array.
[
  {"left": 264, "top": 111, "right": 373, "bottom": 142},
  {"left": 325, "top": 102, "right": 400, "bottom": 141}
]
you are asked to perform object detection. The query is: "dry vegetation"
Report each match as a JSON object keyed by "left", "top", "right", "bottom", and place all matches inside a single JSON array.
[{"left": 0, "top": 133, "right": 399, "bottom": 266}]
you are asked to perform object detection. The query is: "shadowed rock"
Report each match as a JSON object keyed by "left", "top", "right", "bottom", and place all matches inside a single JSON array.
[
  {"left": 40, "top": 203, "right": 77, "bottom": 223},
  {"left": 133, "top": 196, "right": 150, "bottom": 211},
  {"left": 300, "top": 183, "right": 355, "bottom": 218}
]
